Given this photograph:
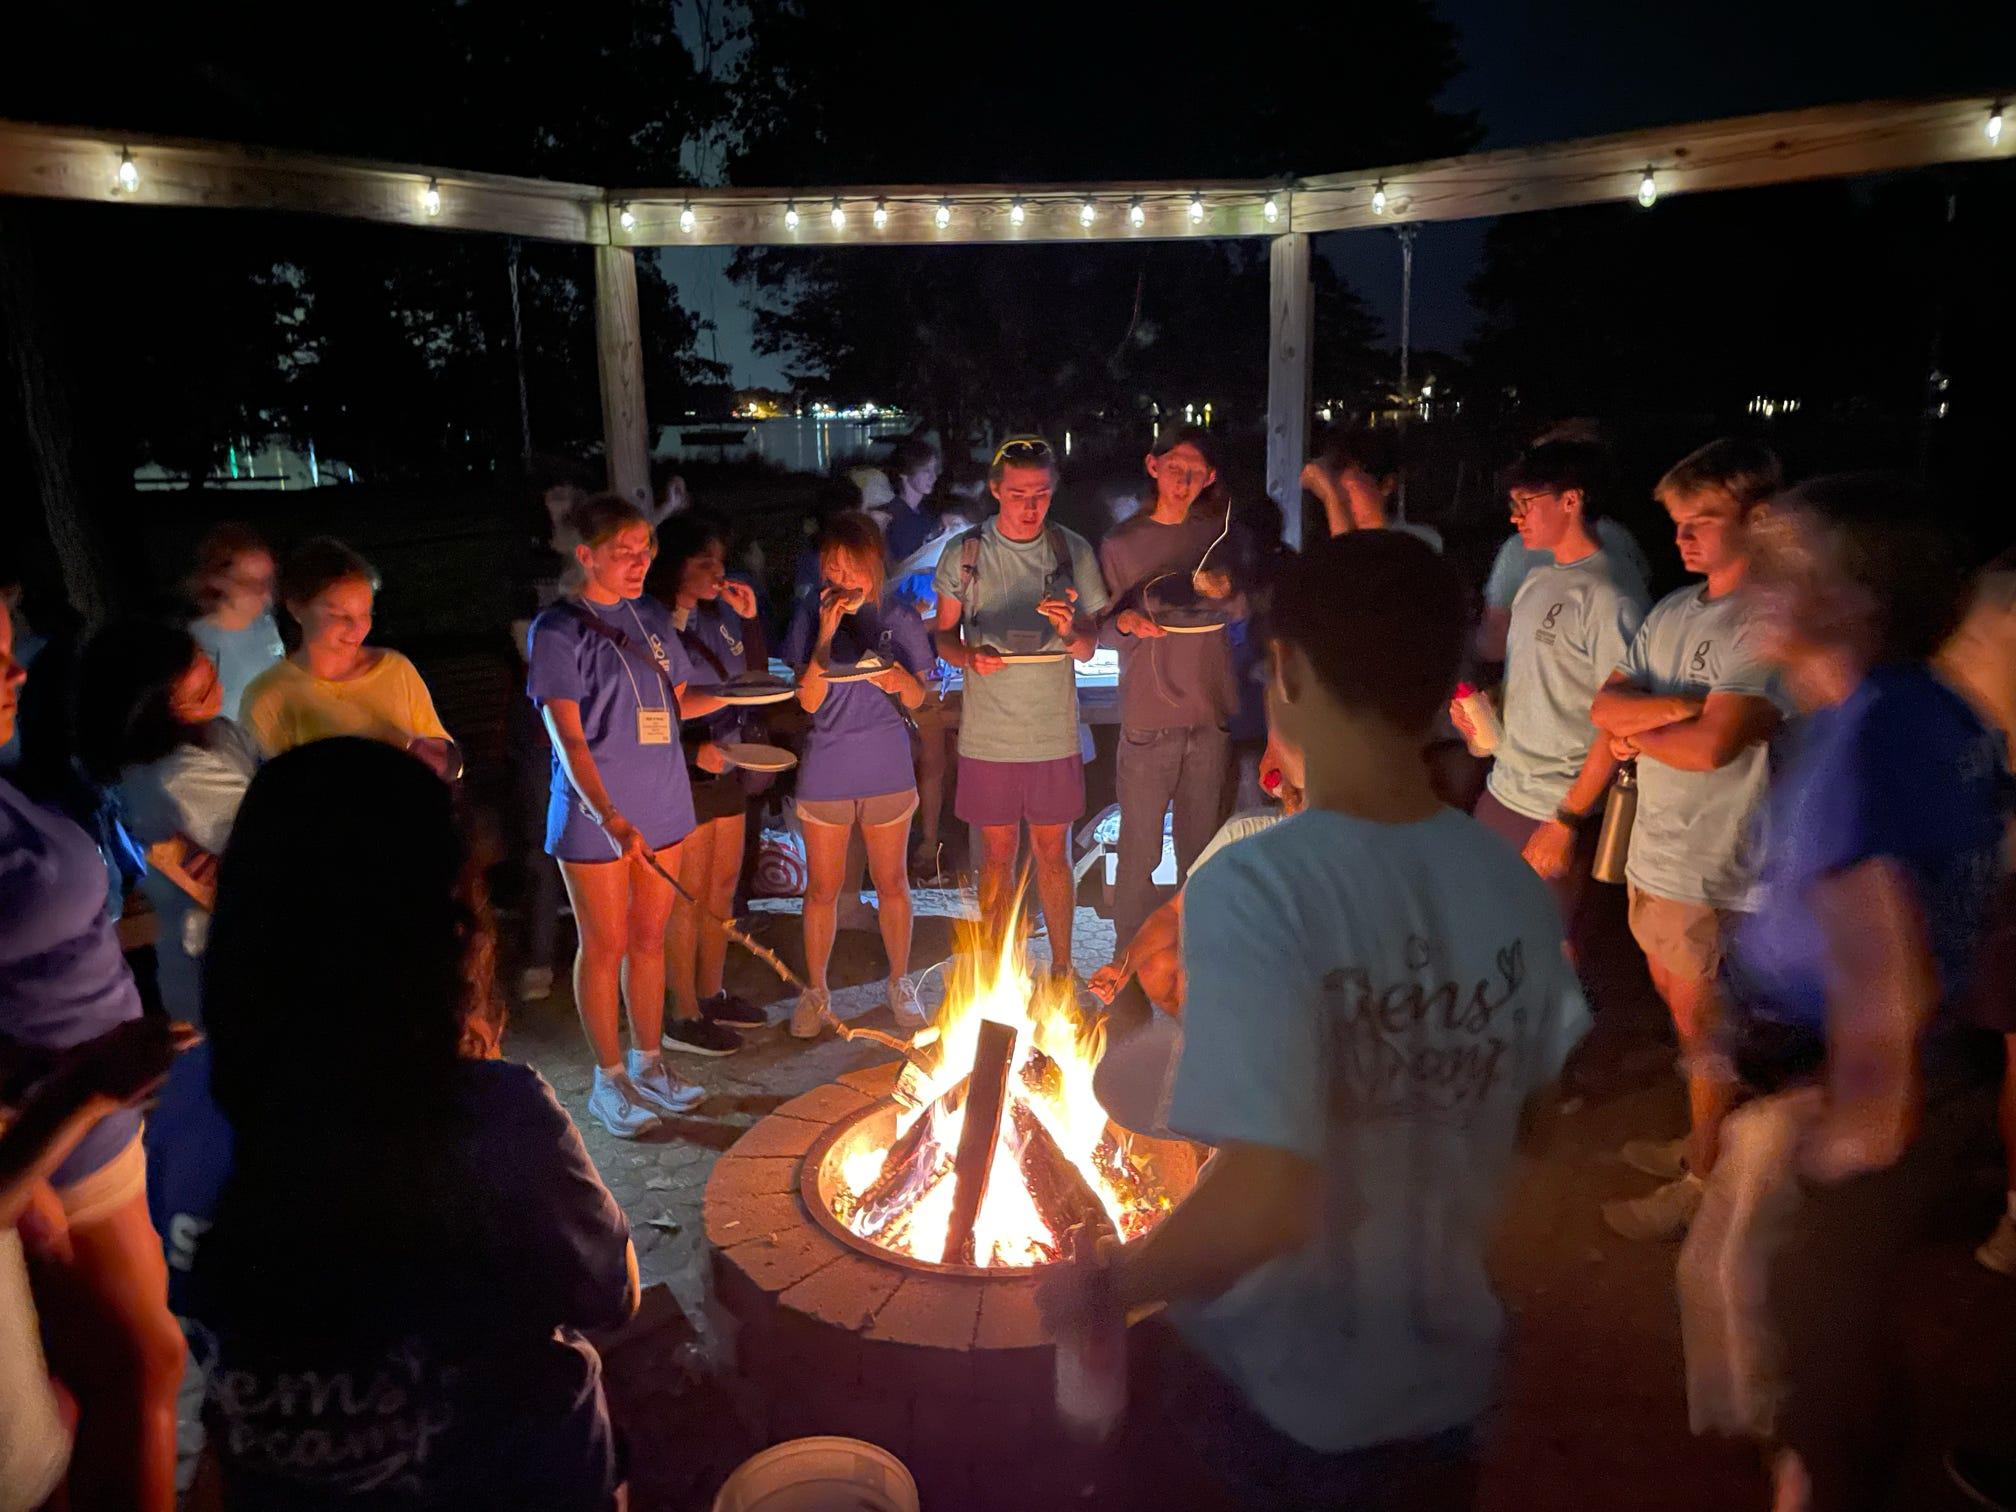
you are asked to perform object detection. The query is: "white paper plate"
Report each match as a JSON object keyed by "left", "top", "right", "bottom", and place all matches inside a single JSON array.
[
  {"left": 994, "top": 651, "right": 1068, "bottom": 664},
  {"left": 719, "top": 742, "right": 798, "bottom": 773},
  {"left": 1158, "top": 620, "right": 1227, "bottom": 635},
  {"left": 823, "top": 660, "right": 889, "bottom": 684},
  {"left": 696, "top": 683, "right": 797, "bottom": 706}
]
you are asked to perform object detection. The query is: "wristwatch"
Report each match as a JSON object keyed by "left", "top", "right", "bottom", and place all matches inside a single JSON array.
[{"left": 1552, "top": 805, "right": 1592, "bottom": 829}]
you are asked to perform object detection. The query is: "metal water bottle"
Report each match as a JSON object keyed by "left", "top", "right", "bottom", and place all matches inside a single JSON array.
[
  {"left": 1591, "top": 762, "right": 1638, "bottom": 885},
  {"left": 1054, "top": 1228, "right": 1126, "bottom": 1442}
]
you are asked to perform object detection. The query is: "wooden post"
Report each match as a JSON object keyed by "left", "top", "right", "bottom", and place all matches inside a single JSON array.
[
  {"left": 593, "top": 244, "right": 651, "bottom": 509},
  {"left": 1265, "top": 232, "right": 1311, "bottom": 551},
  {"left": 944, "top": 1019, "right": 1018, "bottom": 1266}
]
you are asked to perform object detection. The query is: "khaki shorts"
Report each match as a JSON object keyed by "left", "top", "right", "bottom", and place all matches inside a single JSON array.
[
  {"left": 797, "top": 789, "right": 919, "bottom": 830},
  {"left": 1627, "top": 884, "right": 1730, "bottom": 983}
]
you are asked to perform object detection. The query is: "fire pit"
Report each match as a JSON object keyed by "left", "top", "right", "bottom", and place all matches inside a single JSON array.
[{"left": 703, "top": 918, "right": 1201, "bottom": 1510}]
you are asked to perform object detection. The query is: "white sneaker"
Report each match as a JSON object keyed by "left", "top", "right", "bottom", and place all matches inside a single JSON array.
[
  {"left": 626, "top": 1050, "right": 705, "bottom": 1116},
  {"left": 1618, "top": 1134, "right": 1689, "bottom": 1182},
  {"left": 1978, "top": 1211, "right": 2016, "bottom": 1278},
  {"left": 587, "top": 1067, "right": 663, "bottom": 1139},
  {"left": 1603, "top": 1172, "right": 1704, "bottom": 1242},
  {"left": 889, "top": 976, "right": 928, "bottom": 1030},
  {"left": 791, "top": 987, "right": 830, "bottom": 1040},
  {"left": 517, "top": 966, "right": 554, "bottom": 1002}
]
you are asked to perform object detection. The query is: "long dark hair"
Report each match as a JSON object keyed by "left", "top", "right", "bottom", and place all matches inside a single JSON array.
[
  {"left": 649, "top": 511, "right": 735, "bottom": 679},
  {"left": 197, "top": 739, "right": 503, "bottom": 1338},
  {"left": 74, "top": 620, "right": 206, "bottom": 784}
]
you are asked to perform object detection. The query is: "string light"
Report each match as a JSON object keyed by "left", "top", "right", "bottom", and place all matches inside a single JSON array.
[
  {"left": 1080, "top": 197, "right": 1097, "bottom": 227},
  {"left": 935, "top": 198, "right": 952, "bottom": 230},
  {"left": 422, "top": 178, "right": 441, "bottom": 217},
  {"left": 873, "top": 197, "right": 888, "bottom": 230},
  {"left": 1128, "top": 198, "right": 1145, "bottom": 228},
  {"left": 1990, "top": 104, "right": 2006, "bottom": 144},
  {"left": 1636, "top": 166, "right": 1658, "bottom": 208},
  {"left": 617, "top": 202, "right": 636, "bottom": 232},
  {"left": 1263, "top": 192, "right": 1280, "bottom": 224},
  {"left": 679, "top": 201, "right": 696, "bottom": 234},
  {"left": 1010, "top": 197, "right": 1026, "bottom": 227},
  {"left": 115, "top": 148, "right": 139, "bottom": 194},
  {"left": 1371, "top": 181, "right": 1387, "bottom": 216},
  {"left": 783, "top": 200, "right": 799, "bottom": 231},
  {"left": 830, "top": 197, "right": 846, "bottom": 229},
  {"left": 1188, "top": 192, "right": 1205, "bottom": 224}
]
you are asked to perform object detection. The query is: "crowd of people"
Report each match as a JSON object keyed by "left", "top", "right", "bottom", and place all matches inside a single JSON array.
[{"left": 1, "top": 415, "right": 2013, "bottom": 1512}]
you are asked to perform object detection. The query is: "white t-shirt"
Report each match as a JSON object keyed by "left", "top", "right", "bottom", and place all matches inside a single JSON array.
[
  {"left": 1171, "top": 807, "right": 1588, "bottom": 1453},
  {"left": 1189, "top": 808, "right": 1282, "bottom": 876}
]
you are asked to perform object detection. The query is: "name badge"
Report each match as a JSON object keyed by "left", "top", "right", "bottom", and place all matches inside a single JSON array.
[{"left": 637, "top": 708, "right": 673, "bottom": 745}]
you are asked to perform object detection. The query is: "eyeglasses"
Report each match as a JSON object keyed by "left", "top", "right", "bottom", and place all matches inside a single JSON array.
[
  {"left": 991, "top": 436, "right": 1054, "bottom": 467},
  {"left": 1508, "top": 489, "right": 1559, "bottom": 520}
]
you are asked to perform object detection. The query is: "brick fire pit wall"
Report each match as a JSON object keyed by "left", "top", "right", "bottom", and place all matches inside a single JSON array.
[{"left": 705, "top": 1060, "right": 1123, "bottom": 1511}]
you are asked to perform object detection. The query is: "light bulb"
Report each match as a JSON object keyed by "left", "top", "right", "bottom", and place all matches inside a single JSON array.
[
  {"left": 1371, "top": 181, "right": 1387, "bottom": 216},
  {"left": 784, "top": 201, "right": 799, "bottom": 231},
  {"left": 1080, "top": 198, "right": 1096, "bottom": 227},
  {"left": 1128, "top": 198, "right": 1145, "bottom": 228},
  {"left": 1990, "top": 105, "right": 2006, "bottom": 144},
  {"left": 873, "top": 198, "right": 888, "bottom": 230},
  {"left": 1009, "top": 197, "right": 1026, "bottom": 226},
  {"left": 617, "top": 203, "right": 636, "bottom": 232},
  {"left": 116, "top": 148, "right": 139, "bottom": 194},
  {"left": 1263, "top": 193, "right": 1279, "bottom": 224},
  {"left": 1636, "top": 168, "right": 1657, "bottom": 208},
  {"left": 422, "top": 178, "right": 442, "bottom": 217},
  {"left": 935, "top": 199, "right": 952, "bottom": 230},
  {"left": 679, "top": 202, "right": 696, "bottom": 234},
  {"left": 830, "top": 198, "right": 846, "bottom": 230},
  {"left": 1188, "top": 192, "right": 1205, "bottom": 223}
]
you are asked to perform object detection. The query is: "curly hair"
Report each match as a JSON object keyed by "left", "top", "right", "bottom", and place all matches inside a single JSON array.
[{"left": 74, "top": 620, "right": 205, "bottom": 784}]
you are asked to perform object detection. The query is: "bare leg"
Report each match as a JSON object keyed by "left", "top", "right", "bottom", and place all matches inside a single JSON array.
[
  {"left": 561, "top": 857, "right": 631, "bottom": 1067},
  {"left": 864, "top": 809, "right": 916, "bottom": 982},
  {"left": 697, "top": 811, "right": 745, "bottom": 1000},
  {"left": 666, "top": 821, "right": 716, "bottom": 1023},
  {"left": 1662, "top": 966, "right": 1733, "bottom": 1177},
  {"left": 624, "top": 842, "right": 679, "bottom": 1050},
  {"left": 1029, "top": 821, "right": 1074, "bottom": 973},
  {"left": 977, "top": 823, "right": 1020, "bottom": 951},
  {"left": 800, "top": 815, "right": 849, "bottom": 992}
]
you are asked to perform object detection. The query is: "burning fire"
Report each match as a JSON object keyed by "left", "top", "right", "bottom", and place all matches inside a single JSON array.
[{"left": 831, "top": 902, "right": 1172, "bottom": 1268}]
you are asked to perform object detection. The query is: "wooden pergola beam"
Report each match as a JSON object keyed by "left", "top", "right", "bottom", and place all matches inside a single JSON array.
[
  {"left": 0, "top": 121, "right": 608, "bottom": 243},
  {"left": 1289, "top": 95, "right": 2010, "bottom": 233}
]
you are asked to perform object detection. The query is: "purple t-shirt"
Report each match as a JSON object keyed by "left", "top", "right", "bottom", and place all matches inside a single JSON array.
[
  {"left": 0, "top": 776, "right": 144, "bottom": 1189},
  {"left": 673, "top": 602, "right": 758, "bottom": 751},
  {"left": 781, "top": 595, "right": 934, "bottom": 801},
  {"left": 527, "top": 596, "right": 696, "bottom": 861}
]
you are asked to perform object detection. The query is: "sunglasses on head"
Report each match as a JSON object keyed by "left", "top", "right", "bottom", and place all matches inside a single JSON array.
[{"left": 991, "top": 436, "right": 1055, "bottom": 467}]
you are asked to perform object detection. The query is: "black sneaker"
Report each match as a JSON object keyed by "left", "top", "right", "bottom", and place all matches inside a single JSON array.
[
  {"left": 701, "top": 991, "right": 768, "bottom": 1028},
  {"left": 1949, "top": 1447, "right": 2016, "bottom": 1512},
  {"left": 662, "top": 1018, "right": 743, "bottom": 1057}
]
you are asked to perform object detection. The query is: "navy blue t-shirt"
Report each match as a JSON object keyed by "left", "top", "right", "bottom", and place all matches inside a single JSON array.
[
  {"left": 1726, "top": 664, "right": 2010, "bottom": 1044},
  {"left": 147, "top": 1049, "right": 633, "bottom": 1511}
]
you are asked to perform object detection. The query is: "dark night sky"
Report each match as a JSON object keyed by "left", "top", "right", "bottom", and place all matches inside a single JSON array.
[{"left": 687, "top": 0, "right": 2014, "bottom": 389}]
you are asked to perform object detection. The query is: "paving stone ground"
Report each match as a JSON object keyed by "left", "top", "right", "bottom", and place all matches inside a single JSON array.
[{"left": 504, "top": 889, "right": 2014, "bottom": 1512}]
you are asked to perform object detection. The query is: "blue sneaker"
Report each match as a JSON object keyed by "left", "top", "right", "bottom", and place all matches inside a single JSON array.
[
  {"left": 626, "top": 1050, "right": 706, "bottom": 1115},
  {"left": 587, "top": 1067, "right": 663, "bottom": 1139}
]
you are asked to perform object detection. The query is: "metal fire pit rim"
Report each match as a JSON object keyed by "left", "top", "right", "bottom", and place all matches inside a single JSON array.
[{"left": 800, "top": 1096, "right": 1057, "bottom": 1280}]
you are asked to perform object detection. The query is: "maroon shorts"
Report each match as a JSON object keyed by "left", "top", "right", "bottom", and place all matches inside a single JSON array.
[
  {"left": 1475, "top": 788, "right": 1593, "bottom": 933},
  {"left": 955, "top": 753, "right": 1085, "bottom": 829}
]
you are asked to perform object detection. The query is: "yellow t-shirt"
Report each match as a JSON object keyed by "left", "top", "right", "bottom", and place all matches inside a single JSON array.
[{"left": 240, "top": 650, "right": 450, "bottom": 757}]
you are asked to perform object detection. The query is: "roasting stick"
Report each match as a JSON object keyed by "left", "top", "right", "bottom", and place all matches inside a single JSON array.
[{"left": 636, "top": 848, "right": 942, "bottom": 1070}]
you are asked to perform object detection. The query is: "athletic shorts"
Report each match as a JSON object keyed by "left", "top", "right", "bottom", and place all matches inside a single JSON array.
[
  {"left": 954, "top": 753, "right": 1085, "bottom": 829},
  {"left": 690, "top": 771, "right": 747, "bottom": 825},
  {"left": 797, "top": 789, "right": 919, "bottom": 830},
  {"left": 1627, "top": 884, "right": 1731, "bottom": 982}
]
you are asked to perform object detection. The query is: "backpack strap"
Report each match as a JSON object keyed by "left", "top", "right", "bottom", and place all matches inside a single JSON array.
[{"left": 556, "top": 599, "right": 679, "bottom": 697}]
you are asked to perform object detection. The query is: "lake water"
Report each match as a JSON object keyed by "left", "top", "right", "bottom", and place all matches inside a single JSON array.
[{"left": 654, "top": 415, "right": 915, "bottom": 474}]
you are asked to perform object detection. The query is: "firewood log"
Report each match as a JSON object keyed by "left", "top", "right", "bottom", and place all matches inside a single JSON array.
[{"left": 1012, "top": 1102, "right": 1117, "bottom": 1254}]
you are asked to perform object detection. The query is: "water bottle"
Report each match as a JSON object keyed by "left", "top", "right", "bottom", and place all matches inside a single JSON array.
[
  {"left": 1592, "top": 762, "right": 1638, "bottom": 885},
  {"left": 1453, "top": 682, "right": 1501, "bottom": 756}
]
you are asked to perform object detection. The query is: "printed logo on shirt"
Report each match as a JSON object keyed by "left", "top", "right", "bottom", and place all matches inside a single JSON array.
[
  {"left": 1534, "top": 602, "right": 1565, "bottom": 647},
  {"left": 645, "top": 632, "right": 672, "bottom": 676},
  {"left": 1320, "top": 934, "right": 1528, "bottom": 1125},
  {"left": 1690, "top": 639, "right": 1712, "bottom": 675}
]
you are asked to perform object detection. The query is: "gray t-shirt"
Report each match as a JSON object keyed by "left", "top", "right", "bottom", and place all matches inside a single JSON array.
[
  {"left": 933, "top": 518, "right": 1110, "bottom": 763},
  {"left": 190, "top": 612, "right": 285, "bottom": 723},
  {"left": 1619, "top": 585, "right": 1785, "bottom": 908},
  {"left": 1482, "top": 520, "right": 1650, "bottom": 612},
  {"left": 1098, "top": 508, "right": 1240, "bottom": 731},
  {"left": 1487, "top": 549, "right": 1648, "bottom": 820}
]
